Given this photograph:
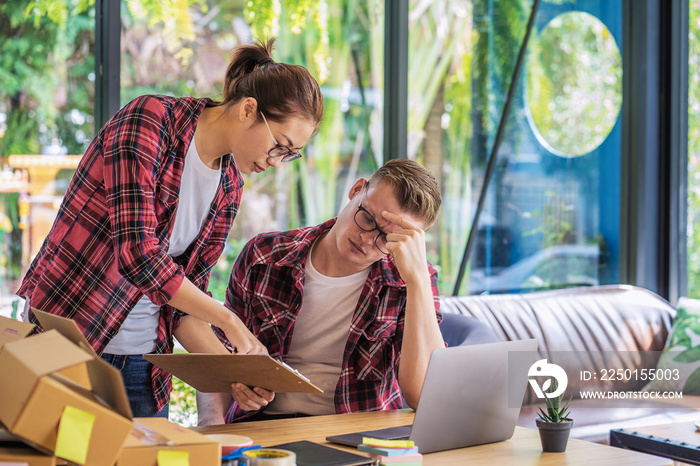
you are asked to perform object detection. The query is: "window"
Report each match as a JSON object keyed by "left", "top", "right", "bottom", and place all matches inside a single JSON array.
[
  {"left": 421, "top": 0, "right": 623, "bottom": 295},
  {"left": 0, "top": 1, "right": 687, "bottom": 305},
  {"left": 688, "top": 0, "right": 700, "bottom": 297},
  {"left": 0, "top": 3, "right": 95, "bottom": 309}
]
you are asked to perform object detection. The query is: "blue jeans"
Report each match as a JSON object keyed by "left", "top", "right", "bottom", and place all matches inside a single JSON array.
[{"left": 100, "top": 353, "right": 169, "bottom": 418}]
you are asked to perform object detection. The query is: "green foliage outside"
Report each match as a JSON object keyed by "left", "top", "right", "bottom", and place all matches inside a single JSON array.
[
  {"left": 689, "top": 0, "right": 700, "bottom": 298},
  {"left": 472, "top": 0, "right": 527, "bottom": 156},
  {"left": 0, "top": 194, "right": 21, "bottom": 282},
  {"left": 169, "top": 350, "right": 197, "bottom": 427},
  {"left": 526, "top": 11, "right": 622, "bottom": 157},
  {"left": 0, "top": 2, "right": 95, "bottom": 292},
  {"left": 207, "top": 238, "right": 249, "bottom": 301},
  {"left": 525, "top": 191, "right": 575, "bottom": 247},
  {"left": 1, "top": 1, "right": 95, "bottom": 157},
  {"left": 169, "top": 377, "right": 197, "bottom": 427}
]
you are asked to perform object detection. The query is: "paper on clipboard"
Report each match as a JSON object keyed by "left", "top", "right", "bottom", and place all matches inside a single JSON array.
[{"left": 143, "top": 353, "right": 323, "bottom": 394}]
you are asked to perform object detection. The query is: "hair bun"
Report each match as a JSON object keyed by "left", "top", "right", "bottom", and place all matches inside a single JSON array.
[{"left": 258, "top": 57, "right": 274, "bottom": 66}]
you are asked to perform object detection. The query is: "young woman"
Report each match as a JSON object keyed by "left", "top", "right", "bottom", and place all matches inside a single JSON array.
[{"left": 16, "top": 38, "right": 324, "bottom": 417}]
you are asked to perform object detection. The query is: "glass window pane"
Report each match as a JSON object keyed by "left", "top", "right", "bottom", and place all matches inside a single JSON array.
[
  {"left": 410, "top": 0, "right": 623, "bottom": 295},
  {"left": 688, "top": 0, "right": 700, "bottom": 297},
  {"left": 0, "top": 4, "right": 95, "bottom": 309},
  {"left": 407, "top": 0, "right": 475, "bottom": 294},
  {"left": 687, "top": 0, "right": 700, "bottom": 298}
]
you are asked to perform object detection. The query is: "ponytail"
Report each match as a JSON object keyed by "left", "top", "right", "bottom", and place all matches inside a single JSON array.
[{"left": 217, "top": 38, "right": 324, "bottom": 131}]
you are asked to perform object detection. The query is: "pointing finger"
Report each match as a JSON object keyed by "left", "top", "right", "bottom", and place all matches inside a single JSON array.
[{"left": 381, "top": 211, "right": 418, "bottom": 229}]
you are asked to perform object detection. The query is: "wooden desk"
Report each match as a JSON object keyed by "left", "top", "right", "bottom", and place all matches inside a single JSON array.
[{"left": 193, "top": 410, "right": 673, "bottom": 465}]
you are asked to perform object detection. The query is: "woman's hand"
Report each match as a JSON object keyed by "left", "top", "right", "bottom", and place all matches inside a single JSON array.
[
  {"left": 218, "top": 314, "right": 268, "bottom": 355},
  {"left": 168, "top": 278, "right": 268, "bottom": 354}
]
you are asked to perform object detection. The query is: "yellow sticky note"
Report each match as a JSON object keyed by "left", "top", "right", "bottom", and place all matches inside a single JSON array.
[
  {"left": 157, "top": 450, "right": 190, "bottom": 466},
  {"left": 54, "top": 405, "right": 96, "bottom": 465},
  {"left": 362, "top": 436, "right": 415, "bottom": 449}
]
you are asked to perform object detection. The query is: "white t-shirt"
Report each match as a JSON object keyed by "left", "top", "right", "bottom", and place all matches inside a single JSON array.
[
  {"left": 104, "top": 140, "right": 221, "bottom": 355},
  {"left": 265, "top": 243, "right": 370, "bottom": 415}
]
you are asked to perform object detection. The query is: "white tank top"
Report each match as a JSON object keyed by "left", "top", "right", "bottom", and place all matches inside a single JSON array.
[
  {"left": 104, "top": 139, "right": 221, "bottom": 354},
  {"left": 265, "top": 242, "right": 370, "bottom": 415}
]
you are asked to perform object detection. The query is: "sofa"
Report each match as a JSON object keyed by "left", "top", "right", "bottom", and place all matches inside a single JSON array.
[{"left": 439, "top": 284, "right": 700, "bottom": 444}]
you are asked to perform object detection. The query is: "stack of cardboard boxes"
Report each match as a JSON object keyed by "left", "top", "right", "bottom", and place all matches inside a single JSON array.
[{"left": 0, "top": 312, "right": 221, "bottom": 466}]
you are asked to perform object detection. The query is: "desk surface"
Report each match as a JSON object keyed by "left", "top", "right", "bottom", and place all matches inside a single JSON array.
[{"left": 193, "top": 410, "right": 672, "bottom": 465}]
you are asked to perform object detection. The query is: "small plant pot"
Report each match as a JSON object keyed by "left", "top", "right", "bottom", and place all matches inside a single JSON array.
[{"left": 536, "top": 418, "right": 573, "bottom": 453}]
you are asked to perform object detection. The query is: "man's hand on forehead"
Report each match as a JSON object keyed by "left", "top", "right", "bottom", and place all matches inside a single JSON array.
[
  {"left": 381, "top": 210, "right": 411, "bottom": 230},
  {"left": 380, "top": 210, "right": 431, "bottom": 287}
]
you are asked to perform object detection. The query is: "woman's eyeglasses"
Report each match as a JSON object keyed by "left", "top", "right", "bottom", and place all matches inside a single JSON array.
[
  {"left": 354, "top": 184, "right": 390, "bottom": 255},
  {"left": 260, "top": 112, "right": 302, "bottom": 162}
]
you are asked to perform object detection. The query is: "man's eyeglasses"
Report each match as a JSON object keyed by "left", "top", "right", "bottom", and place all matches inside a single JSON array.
[
  {"left": 260, "top": 112, "right": 302, "bottom": 162},
  {"left": 354, "top": 184, "right": 389, "bottom": 255}
]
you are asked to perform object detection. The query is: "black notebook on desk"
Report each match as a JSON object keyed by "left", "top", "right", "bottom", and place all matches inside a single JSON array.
[{"left": 268, "top": 440, "right": 376, "bottom": 466}]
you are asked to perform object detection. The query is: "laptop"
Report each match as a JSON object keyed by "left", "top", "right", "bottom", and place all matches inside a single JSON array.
[{"left": 326, "top": 339, "right": 539, "bottom": 454}]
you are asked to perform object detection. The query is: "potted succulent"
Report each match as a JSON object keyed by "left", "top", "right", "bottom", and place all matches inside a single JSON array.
[{"left": 536, "top": 381, "right": 573, "bottom": 453}]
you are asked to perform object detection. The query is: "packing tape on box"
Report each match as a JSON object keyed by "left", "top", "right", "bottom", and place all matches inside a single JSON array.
[{"left": 243, "top": 448, "right": 296, "bottom": 465}]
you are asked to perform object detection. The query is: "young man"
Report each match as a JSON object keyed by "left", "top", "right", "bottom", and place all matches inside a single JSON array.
[{"left": 198, "top": 159, "right": 444, "bottom": 425}]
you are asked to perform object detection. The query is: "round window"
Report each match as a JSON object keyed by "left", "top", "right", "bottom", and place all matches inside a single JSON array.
[{"left": 526, "top": 12, "right": 622, "bottom": 157}]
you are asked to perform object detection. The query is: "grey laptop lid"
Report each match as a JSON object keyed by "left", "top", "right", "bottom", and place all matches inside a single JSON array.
[{"left": 326, "top": 339, "right": 539, "bottom": 454}]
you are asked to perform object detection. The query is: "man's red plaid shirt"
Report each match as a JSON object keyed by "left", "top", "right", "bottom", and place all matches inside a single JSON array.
[{"left": 220, "top": 218, "right": 442, "bottom": 422}]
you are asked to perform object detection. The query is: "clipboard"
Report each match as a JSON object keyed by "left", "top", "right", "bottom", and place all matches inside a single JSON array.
[{"left": 143, "top": 353, "right": 323, "bottom": 394}]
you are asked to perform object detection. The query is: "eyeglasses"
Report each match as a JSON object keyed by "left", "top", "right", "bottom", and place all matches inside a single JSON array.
[
  {"left": 260, "top": 112, "right": 302, "bottom": 162},
  {"left": 354, "top": 184, "right": 389, "bottom": 255}
]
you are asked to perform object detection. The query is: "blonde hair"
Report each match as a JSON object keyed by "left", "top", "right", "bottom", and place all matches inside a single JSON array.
[{"left": 368, "top": 159, "right": 442, "bottom": 228}]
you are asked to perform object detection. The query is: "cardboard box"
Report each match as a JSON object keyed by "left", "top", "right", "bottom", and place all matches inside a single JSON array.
[
  {"left": 0, "top": 311, "right": 95, "bottom": 411},
  {"left": 115, "top": 418, "right": 221, "bottom": 466},
  {"left": 0, "top": 427, "right": 59, "bottom": 466},
  {"left": 0, "top": 315, "right": 34, "bottom": 346},
  {"left": 0, "top": 314, "right": 133, "bottom": 466},
  {"left": 0, "top": 444, "right": 58, "bottom": 466},
  {"left": 32, "top": 309, "right": 95, "bottom": 389}
]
